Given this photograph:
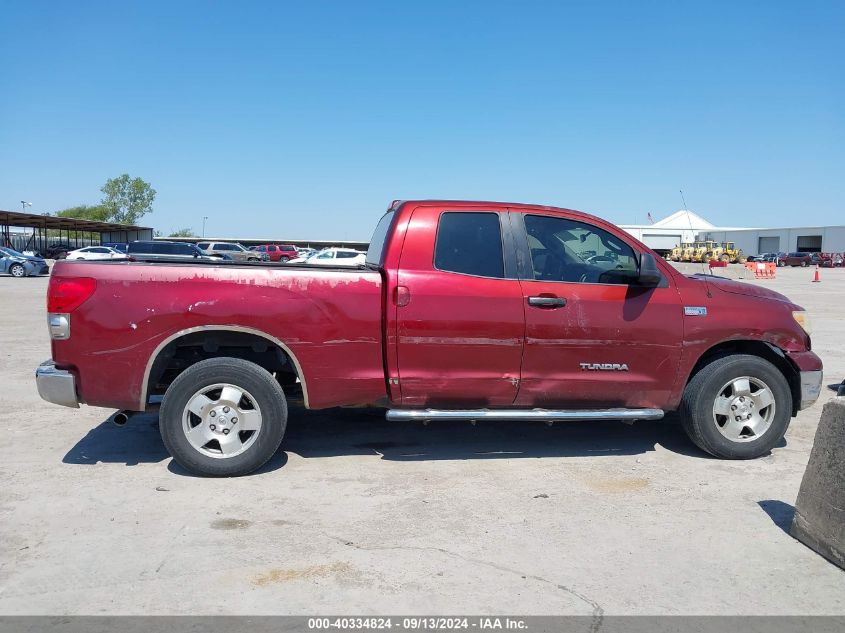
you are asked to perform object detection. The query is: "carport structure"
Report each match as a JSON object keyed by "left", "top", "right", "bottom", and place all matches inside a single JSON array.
[{"left": 0, "top": 209, "right": 154, "bottom": 255}]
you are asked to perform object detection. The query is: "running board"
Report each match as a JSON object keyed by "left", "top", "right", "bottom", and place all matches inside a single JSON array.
[{"left": 386, "top": 408, "right": 664, "bottom": 422}]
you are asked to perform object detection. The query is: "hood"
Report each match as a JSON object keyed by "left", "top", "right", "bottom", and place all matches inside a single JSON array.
[{"left": 691, "top": 274, "right": 795, "bottom": 305}]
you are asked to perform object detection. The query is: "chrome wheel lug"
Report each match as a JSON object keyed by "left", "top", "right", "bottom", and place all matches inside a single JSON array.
[
  {"left": 210, "top": 410, "right": 216, "bottom": 417},
  {"left": 210, "top": 424, "right": 216, "bottom": 431},
  {"left": 231, "top": 417, "right": 238, "bottom": 423},
  {"left": 222, "top": 428, "right": 230, "bottom": 435},
  {"left": 731, "top": 405, "right": 737, "bottom": 410},
  {"left": 223, "top": 406, "right": 230, "bottom": 413}
]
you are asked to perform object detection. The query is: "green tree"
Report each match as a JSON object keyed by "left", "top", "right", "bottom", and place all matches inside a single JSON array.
[
  {"left": 56, "top": 204, "right": 111, "bottom": 222},
  {"left": 100, "top": 174, "right": 156, "bottom": 225},
  {"left": 168, "top": 228, "right": 196, "bottom": 237}
]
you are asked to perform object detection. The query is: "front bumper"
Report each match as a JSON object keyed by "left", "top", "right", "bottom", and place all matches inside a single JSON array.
[
  {"left": 799, "top": 370, "right": 823, "bottom": 410},
  {"left": 35, "top": 360, "right": 80, "bottom": 408}
]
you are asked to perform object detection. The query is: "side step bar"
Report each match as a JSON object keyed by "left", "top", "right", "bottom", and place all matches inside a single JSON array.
[{"left": 386, "top": 408, "right": 664, "bottom": 422}]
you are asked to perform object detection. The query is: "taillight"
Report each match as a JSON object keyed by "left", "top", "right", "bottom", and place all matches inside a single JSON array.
[{"left": 47, "top": 277, "right": 97, "bottom": 313}]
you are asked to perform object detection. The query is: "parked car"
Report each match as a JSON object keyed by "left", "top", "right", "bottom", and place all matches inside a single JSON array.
[
  {"left": 44, "top": 242, "right": 73, "bottom": 259},
  {"left": 196, "top": 241, "right": 266, "bottom": 262},
  {"left": 761, "top": 252, "right": 787, "bottom": 266},
  {"left": 102, "top": 242, "right": 128, "bottom": 254},
  {"left": 66, "top": 246, "right": 127, "bottom": 260},
  {"left": 781, "top": 252, "right": 813, "bottom": 267},
  {"left": 294, "top": 247, "right": 366, "bottom": 266},
  {"left": 127, "top": 241, "right": 215, "bottom": 261},
  {"left": 253, "top": 244, "right": 299, "bottom": 262},
  {"left": 0, "top": 246, "right": 50, "bottom": 277},
  {"left": 36, "top": 199, "right": 822, "bottom": 476},
  {"left": 812, "top": 252, "right": 842, "bottom": 268}
]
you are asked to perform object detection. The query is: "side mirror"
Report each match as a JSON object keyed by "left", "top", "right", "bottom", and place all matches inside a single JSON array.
[{"left": 637, "top": 253, "right": 664, "bottom": 287}]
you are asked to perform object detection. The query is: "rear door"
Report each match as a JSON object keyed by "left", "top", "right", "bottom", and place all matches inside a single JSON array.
[
  {"left": 511, "top": 210, "right": 683, "bottom": 409},
  {"left": 395, "top": 206, "right": 525, "bottom": 407}
]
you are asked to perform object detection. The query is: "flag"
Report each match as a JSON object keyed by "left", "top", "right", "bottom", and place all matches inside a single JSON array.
[{"left": 647, "top": 212, "right": 654, "bottom": 224}]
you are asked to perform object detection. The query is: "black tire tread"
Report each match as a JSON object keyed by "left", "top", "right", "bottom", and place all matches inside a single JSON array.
[
  {"left": 160, "top": 357, "right": 287, "bottom": 477},
  {"left": 680, "top": 354, "right": 792, "bottom": 459}
]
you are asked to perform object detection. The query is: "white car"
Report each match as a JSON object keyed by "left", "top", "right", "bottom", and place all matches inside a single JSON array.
[
  {"left": 289, "top": 248, "right": 366, "bottom": 266},
  {"left": 65, "top": 246, "right": 127, "bottom": 260}
]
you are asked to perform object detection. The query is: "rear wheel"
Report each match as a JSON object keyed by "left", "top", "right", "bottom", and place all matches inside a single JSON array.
[
  {"left": 720, "top": 254, "right": 730, "bottom": 262},
  {"left": 680, "top": 354, "right": 792, "bottom": 459},
  {"left": 9, "top": 263, "right": 26, "bottom": 277},
  {"left": 159, "top": 357, "right": 287, "bottom": 476},
  {"left": 280, "top": 257, "right": 290, "bottom": 263}
]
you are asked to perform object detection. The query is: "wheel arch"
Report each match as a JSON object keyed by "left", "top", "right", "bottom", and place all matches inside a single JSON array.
[
  {"left": 139, "top": 325, "right": 309, "bottom": 410},
  {"left": 685, "top": 340, "right": 801, "bottom": 416}
]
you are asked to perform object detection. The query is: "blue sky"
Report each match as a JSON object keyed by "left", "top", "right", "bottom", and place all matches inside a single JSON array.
[{"left": 1, "top": 0, "right": 843, "bottom": 240}]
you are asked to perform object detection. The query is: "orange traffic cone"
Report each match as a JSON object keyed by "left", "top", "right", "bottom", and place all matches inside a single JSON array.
[{"left": 812, "top": 265, "right": 821, "bottom": 283}]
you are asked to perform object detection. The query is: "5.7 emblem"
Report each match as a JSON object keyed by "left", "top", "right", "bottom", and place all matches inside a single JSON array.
[{"left": 580, "top": 362, "right": 629, "bottom": 371}]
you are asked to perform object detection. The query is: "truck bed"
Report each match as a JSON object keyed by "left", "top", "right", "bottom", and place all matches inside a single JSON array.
[{"left": 50, "top": 259, "right": 386, "bottom": 411}]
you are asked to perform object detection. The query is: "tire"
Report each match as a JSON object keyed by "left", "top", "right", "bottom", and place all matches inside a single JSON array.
[
  {"left": 9, "top": 263, "right": 26, "bottom": 278},
  {"left": 280, "top": 257, "right": 289, "bottom": 263},
  {"left": 159, "top": 357, "right": 288, "bottom": 476},
  {"left": 720, "top": 254, "right": 730, "bottom": 263},
  {"left": 778, "top": 260, "right": 785, "bottom": 267},
  {"left": 801, "top": 260, "right": 808, "bottom": 267},
  {"left": 680, "top": 354, "right": 792, "bottom": 459}
]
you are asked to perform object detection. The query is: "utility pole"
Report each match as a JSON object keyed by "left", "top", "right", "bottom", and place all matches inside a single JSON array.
[{"left": 202, "top": 216, "right": 208, "bottom": 237}]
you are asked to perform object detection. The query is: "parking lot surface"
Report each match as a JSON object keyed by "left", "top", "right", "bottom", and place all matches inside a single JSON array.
[{"left": 1, "top": 265, "right": 844, "bottom": 615}]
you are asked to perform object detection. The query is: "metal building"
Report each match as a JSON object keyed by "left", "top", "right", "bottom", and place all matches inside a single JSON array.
[
  {"left": 703, "top": 225, "right": 845, "bottom": 255},
  {"left": 1, "top": 210, "right": 154, "bottom": 254},
  {"left": 620, "top": 209, "right": 845, "bottom": 255}
]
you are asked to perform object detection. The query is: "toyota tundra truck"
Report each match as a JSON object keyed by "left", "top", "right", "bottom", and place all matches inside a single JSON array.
[{"left": 36, "top": 200, "right": 823, "bottom": 476}]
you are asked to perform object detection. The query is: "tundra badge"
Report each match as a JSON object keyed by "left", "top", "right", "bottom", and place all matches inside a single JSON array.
[{"left": 580, "top": 363, "right": 629, "bottom": 371}]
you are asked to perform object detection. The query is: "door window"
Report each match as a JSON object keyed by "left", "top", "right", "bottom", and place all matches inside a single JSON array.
[
  {"left": 523, "top": 215, "right": 638, "bottom": 284},
  {"left": 434, "top": 212, "right": 504, "bottom": 278}
]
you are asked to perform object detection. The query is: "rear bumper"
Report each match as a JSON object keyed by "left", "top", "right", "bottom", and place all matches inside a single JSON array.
[
  {"left": 35, "top": 360, "right": 80, "bottom": 408},
  {"left": 799, "top": 370, "right": 824, "bottom": 410}
]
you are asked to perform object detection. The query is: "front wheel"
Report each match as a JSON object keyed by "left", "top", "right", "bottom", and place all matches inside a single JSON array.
[
  {"left": 159, "top": 357, "right": 288, "bottom": 476},
  {"left": 680, "top": 354, "right": 792, "bottom": 459},
  {"left": 9, "top": 263, "right": 26, "bottom": 277}
]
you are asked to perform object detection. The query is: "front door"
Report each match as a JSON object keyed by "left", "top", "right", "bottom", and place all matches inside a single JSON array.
[
  {"left": 511, "top": 211, "right": 683, "bottom": 409},
  {"left": 395, "top": 207, "right": 525, "bottom": 407}
]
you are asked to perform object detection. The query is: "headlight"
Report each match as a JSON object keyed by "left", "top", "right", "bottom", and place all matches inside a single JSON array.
[{"left": 792, "top": 311, "right": 812, "bottom": 335}]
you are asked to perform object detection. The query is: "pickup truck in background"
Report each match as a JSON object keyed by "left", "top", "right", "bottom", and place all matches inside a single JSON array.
[{"left": 36, "top": 200, "right": 823, "bottom": 476}]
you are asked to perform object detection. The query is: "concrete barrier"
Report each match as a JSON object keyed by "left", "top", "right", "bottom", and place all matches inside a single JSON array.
[{"left": 790, "top": 398, "right": 845, "bottom": 570}]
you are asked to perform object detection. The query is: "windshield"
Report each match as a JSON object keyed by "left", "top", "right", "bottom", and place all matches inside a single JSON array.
[{"left": 365, "top": 211, "right": 395, "bottom": 266}]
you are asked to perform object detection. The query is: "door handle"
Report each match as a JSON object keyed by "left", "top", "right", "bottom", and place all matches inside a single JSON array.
[{"left": 527, "top": 296, "right": 566, "bottom": 307}]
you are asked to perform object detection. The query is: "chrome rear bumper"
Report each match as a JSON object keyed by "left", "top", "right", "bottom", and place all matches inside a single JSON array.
[
  {"left": 36, "top": 360, "right": 79, "bottom": 408},
  {"left": 799, "top": 370, "right": 823, "bottom": 410}
]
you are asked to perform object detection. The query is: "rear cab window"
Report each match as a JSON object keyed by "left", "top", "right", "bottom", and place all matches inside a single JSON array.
[{"left": 366, "top": 211, "right": 396, "bottom": 266}]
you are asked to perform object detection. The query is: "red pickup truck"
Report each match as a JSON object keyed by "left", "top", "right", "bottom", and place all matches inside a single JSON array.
[{"left": 36, "top": 200, "right": 823, "bottom": 476}]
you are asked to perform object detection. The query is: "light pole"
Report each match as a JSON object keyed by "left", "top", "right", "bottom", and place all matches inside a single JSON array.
[
  {"left": 202, "top": 216, "right": 208, "bottom": 238},
  {"left": 21, "top": 201, "right": 32, "bottom": 212}
]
